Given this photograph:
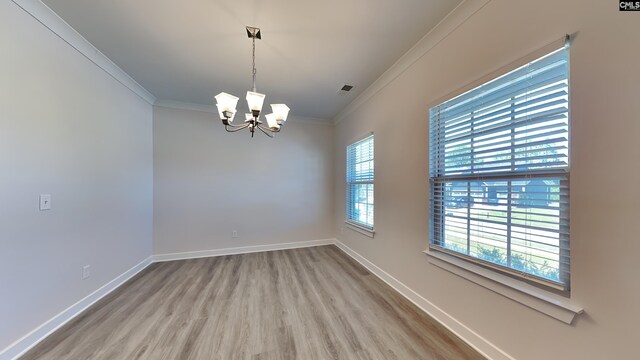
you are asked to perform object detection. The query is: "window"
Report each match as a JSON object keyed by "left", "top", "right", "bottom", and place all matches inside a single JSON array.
[
  {"left": 346, "top": 135, "right": 374, "bottom": 232},
  {"left": 429, "top": 43, "right": 570, "bottom": 290}
]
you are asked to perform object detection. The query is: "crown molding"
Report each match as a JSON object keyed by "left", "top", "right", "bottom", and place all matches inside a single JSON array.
[
  {"left": 153, "top": 99, "right": 333, "bottom": 126},
  {"left": 154, "top": 99, "right": 218, "bottom": 113},
  {"left": 11, "top": 0, "right": 157, "bottom": 105},
  {"left": 332, "top": 0, "right": 491, "bottom": 125}
]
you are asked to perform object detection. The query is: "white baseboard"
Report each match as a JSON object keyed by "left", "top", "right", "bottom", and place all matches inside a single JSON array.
[
  {"left": 0, "top": 256, "right": 153, "bottom": 360},
  {"left": 153, "top": 238, "right": 336, "bottom": 262},
  {"left": 334, "top": 240, "right": 515, "bottom": 360}
]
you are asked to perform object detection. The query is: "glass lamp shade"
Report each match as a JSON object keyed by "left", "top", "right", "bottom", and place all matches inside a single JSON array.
[
  {"left": 216, "top": 104, "right": 236, "bottom": 123},
  {"left": 214, "top": 92, "right": 239, "bottom": 120},
  {"left": 246, "top": 91, "right": 266, "bottom": 112},
  {"left": 265, "top": 113, "right": 280, "bottom": 130},
  {"left": 271, "top": 104, "right": 290, "bottom": 124}
]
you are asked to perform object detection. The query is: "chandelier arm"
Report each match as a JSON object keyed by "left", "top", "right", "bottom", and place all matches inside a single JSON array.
[
  {"left": 225, "top": 123, "right": 251, "bottom": 133},
  {"left": 265, "top": 124, "right": 281, "bottom": 133},
  {"left": 256, "top": 123, "right": 281, "bottom": 134},
  {"left": 256, "top": 124, "right": 275, "bottom": 138},
  {"left": 257, "top": 123, "right": 278, "bottom": 133},
  {"left": 224, "top": 122, "right": 248, "bottom": 128}
]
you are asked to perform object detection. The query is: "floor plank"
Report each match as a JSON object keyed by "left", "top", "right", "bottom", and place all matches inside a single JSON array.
[{"left": 21, "top": 246, "right": 485, "bottom": 360}]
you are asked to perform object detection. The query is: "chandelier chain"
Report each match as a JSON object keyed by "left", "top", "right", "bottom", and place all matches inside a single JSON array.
[{"left": 252, "top": 35, "right": 257, "bottom": 92}]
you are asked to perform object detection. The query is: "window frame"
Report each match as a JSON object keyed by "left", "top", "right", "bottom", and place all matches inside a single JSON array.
[
  {"left": 428, "top": 37, "right": 571, "bottom": 292},
  {"left": 345, "top": 134, "right": 375, "bottom": 236}
]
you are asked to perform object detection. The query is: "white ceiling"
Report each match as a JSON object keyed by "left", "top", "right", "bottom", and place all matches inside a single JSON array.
[{"left": 42, "top": 0, "right": 462, "bottom": 120}]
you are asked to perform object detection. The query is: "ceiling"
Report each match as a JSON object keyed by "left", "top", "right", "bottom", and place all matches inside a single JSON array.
[{"left": 42, "top": 0, "right": 462, "bottom": 120}]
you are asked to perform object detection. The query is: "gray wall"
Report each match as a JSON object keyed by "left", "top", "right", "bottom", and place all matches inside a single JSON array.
[
  {"left": 153, "top": 106, "right": 334, "bottom": 255},
  {"left": 0, "top": 1, "right": 153, "bottom": 351},
  {"left": 334, "top": 1, "right": 640, "bottom": 359}
]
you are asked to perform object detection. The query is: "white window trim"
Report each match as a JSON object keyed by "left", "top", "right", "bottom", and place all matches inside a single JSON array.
[
  {"left": 345, "top": 221, "right": 375, "bottom": 238},
  {"left": 424, "top": 249, "right": 583, "bottom": 324}
]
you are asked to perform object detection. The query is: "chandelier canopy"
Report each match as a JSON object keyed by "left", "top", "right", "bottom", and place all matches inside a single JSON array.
[{"left": 214, "top": 26, "right": 290, "bottom": 138}]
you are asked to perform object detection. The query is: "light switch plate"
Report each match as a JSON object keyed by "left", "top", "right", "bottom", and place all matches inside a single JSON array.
[
  {"left": 39, "top": 194, "right": 51, "bottom": 211},
  {"left": 82, "top": 265, "right": 90, "bottom": 280}
]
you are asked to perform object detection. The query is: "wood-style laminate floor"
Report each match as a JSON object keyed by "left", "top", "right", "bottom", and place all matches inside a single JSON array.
[{"left": 22, "top": 246, "right": 485, "bottom": 360}]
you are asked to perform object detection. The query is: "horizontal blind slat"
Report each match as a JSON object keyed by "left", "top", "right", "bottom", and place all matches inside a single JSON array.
[
  {"left": 436, "top": 49, "right": 567, "bottom": 114},
  {"left": 434, "top": 59, "right": 567, "bottom": 123},
  {"left": 441, "top": 89, "right": 568, "bottom": 135}
]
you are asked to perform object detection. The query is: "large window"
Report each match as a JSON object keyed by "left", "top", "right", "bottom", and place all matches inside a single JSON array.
[
  {"left": 346, "top": 135, "right": 374, "bottom": 230},
  {"left": 429, "top": 43, "right": 570, "bottom": 290}
]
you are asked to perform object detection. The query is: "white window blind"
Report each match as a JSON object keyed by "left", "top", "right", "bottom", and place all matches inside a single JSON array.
[
  {"left": 429, "top": 41, "right": 570, "bottom": 290},
  {"left": 346, "top": 135, "right": 374, "bottom": 229}
]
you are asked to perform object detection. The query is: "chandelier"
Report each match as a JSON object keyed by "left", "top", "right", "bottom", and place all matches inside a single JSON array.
[{"left": 214, "top": 26, "right": 290, "bottom": 138}]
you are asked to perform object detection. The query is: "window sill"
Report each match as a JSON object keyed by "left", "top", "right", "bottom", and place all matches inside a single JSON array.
[
  {"left": 345, "top": 221, "right": 375, "bottom": 238},
  {"left": 424, "top": 250, "right": 583, "bottom": 324}
]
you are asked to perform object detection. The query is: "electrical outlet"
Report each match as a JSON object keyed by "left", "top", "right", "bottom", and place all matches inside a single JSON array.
[
  {"left": 232, "top": 230, "right": 239, "bottom": 238},
  {"left": 82, "top": 265, "right": 90, "bottom": 280}
]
